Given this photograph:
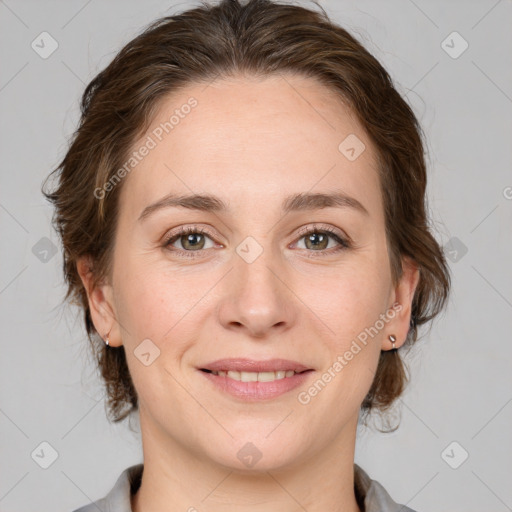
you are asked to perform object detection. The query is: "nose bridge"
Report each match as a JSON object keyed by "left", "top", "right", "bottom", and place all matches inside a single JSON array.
[{"left": 237, "top": 239, "right": 279, "bottom": 296}]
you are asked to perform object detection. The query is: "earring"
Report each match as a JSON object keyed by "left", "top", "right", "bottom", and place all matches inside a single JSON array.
[
  {"left": 104, "top": 331, "right": 110, "bottom": 346},
  {"left": 389, "top": 334, "right": 397, "bottom": 350}
]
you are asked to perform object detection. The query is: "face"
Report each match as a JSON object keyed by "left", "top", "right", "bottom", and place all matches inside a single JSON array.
[{"left": 81, "top": 73, "right": 418, "bottom": 472}]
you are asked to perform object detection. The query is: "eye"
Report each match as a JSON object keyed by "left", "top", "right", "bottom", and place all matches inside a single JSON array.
[
  {"left": 163, "top": 226, "right": 217, "bottom": 256},
  {"left": 293, "top": 224, "right": 351, "bottom": 256},
  {"left": 162, "top": 224, "right": 351, "bottom": 259}
]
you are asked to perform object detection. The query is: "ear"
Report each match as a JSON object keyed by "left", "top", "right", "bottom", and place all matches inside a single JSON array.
[
  {"left": 383, "top": 255, "right": 420, "bottom": 350},
  {"left": 76, "top": 255, "right": 121, "bottom": 347}
]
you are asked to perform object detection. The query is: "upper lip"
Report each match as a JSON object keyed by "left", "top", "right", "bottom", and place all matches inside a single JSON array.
[{"left": 200, "top": 358, "right": 313, "bottom": 373}]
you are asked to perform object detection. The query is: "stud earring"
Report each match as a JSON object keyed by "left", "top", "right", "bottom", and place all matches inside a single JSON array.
[
  {"left": 389, "top": 334, "right": 397, "bottom": 350},
  {"left": 104, "top": 331, "right": 110, "bottom": 346}
]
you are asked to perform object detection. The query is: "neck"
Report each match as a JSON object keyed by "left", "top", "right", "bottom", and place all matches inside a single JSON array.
[{"left": 131, "top": 409, "right": 362, "bottom": 512}]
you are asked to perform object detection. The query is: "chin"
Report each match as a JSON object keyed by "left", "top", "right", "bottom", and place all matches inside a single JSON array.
[{"left": 203, "top": 434, "right": 306, "bottom": 474}]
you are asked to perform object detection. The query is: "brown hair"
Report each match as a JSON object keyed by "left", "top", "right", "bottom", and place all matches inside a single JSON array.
[{"left": 42, "top": 0, "right": 450, "bottom": 429}]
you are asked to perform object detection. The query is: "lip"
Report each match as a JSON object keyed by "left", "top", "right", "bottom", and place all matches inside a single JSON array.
[
  {"left": 199, "top": 367, "right": 315, "bottom": 401},
  {"left": 199, "top": 358, "right": 312, "bottom": 373}
]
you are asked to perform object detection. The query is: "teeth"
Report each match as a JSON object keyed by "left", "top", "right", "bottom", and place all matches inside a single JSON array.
[{"left": 212, "top": 370, "right": 299, "bottom": 381}]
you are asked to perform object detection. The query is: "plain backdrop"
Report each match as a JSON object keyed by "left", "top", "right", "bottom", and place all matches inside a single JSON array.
[{"left": 0, "top": 1, "right": 511, "bottom": 511}]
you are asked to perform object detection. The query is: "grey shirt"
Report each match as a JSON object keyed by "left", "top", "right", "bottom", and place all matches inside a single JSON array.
[{"left": 72, "top": 463, "right": 417, "bottom": 512}]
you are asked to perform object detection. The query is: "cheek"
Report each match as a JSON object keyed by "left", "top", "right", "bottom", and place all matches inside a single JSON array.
[
  {"left": 301, "top": 264, "right": 388, "bottom": 406},
  {"left": 115, "top": 251, "right": 172, "bottom": 317},
  {"left": 296, "top": 256, "right": 390, "bottom": 335},
  {"left": 294, "top": 254, "right": 391, "bottom": 394},
  {"left": 113, "top": 267, "right": 195, "bottom": 400},
  {"left": 114, "top": 258, "right": 214, "bottom": 356}
]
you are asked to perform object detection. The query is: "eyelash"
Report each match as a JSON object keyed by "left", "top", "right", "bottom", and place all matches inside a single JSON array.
[{"left": 162, "top": 224, "right": 351, "bottom": 259}]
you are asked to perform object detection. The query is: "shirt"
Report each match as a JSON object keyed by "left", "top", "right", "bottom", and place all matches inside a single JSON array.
[{"left": 72, "top": 463, "right": 418, "bottom": 512}]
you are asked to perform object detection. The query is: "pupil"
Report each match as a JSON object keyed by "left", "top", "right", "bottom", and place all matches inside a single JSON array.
[
  {"left": 184, "top": 233, "right": 204, "bottom": 250},
  {"left": 308, "top": 233, "right": 327, "bottom": 250},
  {"left": 311, "top": 233, "right": 322, "bottom": 245}
]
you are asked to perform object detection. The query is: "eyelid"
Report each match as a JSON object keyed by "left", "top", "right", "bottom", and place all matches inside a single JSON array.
[
  {"left": 162, "top": 224, "right": 219, "bottom": 243},
  {"left": 295, "top": 222, "right": 345, "bottom": 239},
  {"left": 294, "top": 222, "right": 351, "bottom": 244}
]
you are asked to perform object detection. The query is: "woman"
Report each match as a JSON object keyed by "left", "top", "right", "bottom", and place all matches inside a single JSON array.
[{"left": 43, "top": 0, "right": 450, "bottom": 511}]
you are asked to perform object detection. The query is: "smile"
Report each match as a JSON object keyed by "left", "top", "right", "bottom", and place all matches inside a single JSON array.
[
  {"left": 199, "top": 368, "right": 314, "bottom": 401},
  {"left": 201, "top": 369, "right": 305, "bottom": 382}
]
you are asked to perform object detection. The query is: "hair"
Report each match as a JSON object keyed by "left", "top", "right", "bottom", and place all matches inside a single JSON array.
[{"left": 42, "top": 0, "right": 450, "bottom": 430}]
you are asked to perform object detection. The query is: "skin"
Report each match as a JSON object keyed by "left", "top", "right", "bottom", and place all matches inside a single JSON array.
[{"left": 78, "top": 72, "right": 419, "bottom": 512}]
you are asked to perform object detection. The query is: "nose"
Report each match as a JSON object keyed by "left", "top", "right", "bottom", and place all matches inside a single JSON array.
[{"left": 216, "top": 244, "right": 297, "bottom": 338}]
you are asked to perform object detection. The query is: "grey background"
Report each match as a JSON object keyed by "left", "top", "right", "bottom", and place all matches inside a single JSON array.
[{"left": 1, "top": 1, "right": 511, "bottom": 511}]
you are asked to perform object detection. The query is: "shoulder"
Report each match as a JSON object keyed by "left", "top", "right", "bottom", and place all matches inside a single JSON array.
[
  {"left": 354, "top": 463, "right": 419, "bottom": 512},
  {"left": 71, "top": 463, "right": 143, "bottom": 512},
  {"left": 71, "top": 497, "right": 108, "bottom": 512}
]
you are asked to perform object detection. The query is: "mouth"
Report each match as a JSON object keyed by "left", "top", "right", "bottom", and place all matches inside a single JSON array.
[
  {"left": 198, "top": 358, "right": 314, "bottom": 384},
  {"left": 198, "top": 360, "right": 315, "bottom": 401},
  {"left": 200, "top": 368, "right": 312, "bottom": 382}
]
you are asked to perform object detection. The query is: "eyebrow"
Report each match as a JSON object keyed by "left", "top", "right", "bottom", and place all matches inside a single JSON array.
[{"left": 137, "top": 190, "right": 369, "bottom": 222}]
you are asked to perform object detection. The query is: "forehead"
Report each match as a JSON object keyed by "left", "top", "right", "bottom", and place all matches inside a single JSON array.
[{"left": 119, "top": 73, "right": 382, "bottom": 221}]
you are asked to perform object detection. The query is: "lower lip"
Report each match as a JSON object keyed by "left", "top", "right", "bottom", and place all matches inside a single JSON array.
[{"left": 199, "top": 370, "right": 314, "bottom": 401}]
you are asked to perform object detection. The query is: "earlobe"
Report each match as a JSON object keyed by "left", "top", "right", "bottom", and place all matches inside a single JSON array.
[{"left": 76, "top": 255, "right": 119, "bottom": 346}]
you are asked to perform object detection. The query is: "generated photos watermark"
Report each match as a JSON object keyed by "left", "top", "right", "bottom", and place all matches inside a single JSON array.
[
  {"left": 94, "top": 97, "right": 198, "bottom": 200},
  {"left": 297, "top": 301, "right": 403, "bottom": 405}
]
